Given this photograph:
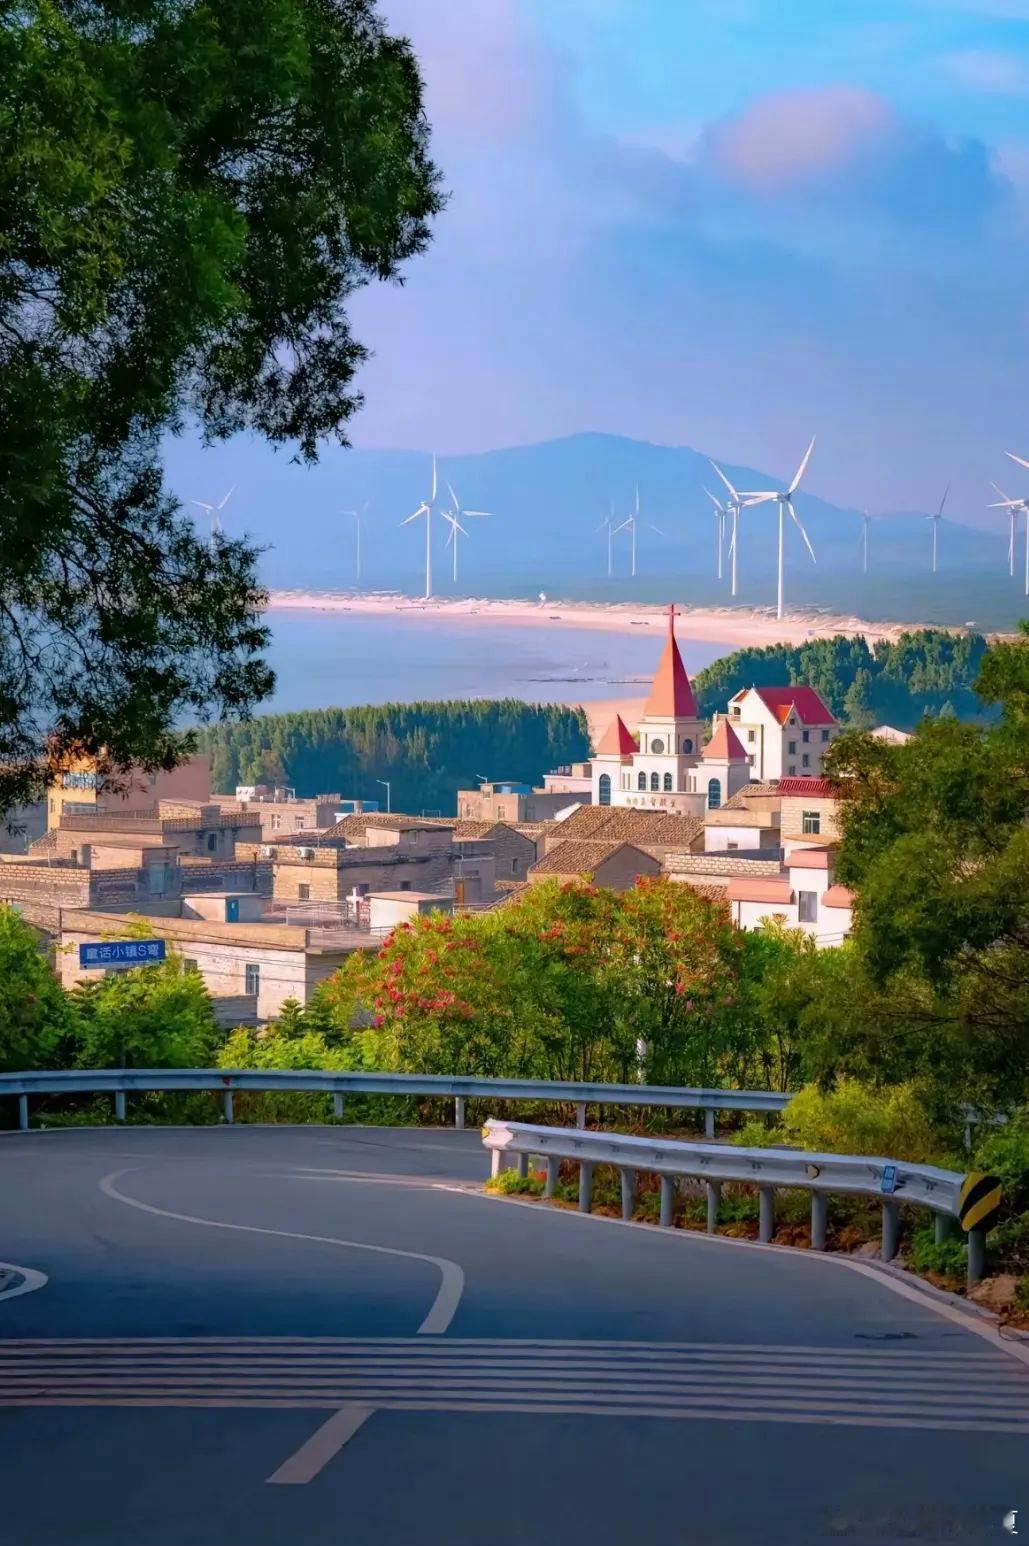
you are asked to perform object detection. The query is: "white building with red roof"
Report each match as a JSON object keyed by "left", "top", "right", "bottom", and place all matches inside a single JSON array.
[{"left": 719, "top": 684, "right": 840, "bottom": 782}]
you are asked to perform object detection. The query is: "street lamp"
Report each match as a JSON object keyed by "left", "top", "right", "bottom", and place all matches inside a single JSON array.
[{"left": 376, "top": 779, "right": 391, "bottom": 814}]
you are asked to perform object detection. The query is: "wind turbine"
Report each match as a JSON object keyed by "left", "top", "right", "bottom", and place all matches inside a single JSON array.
[
  {"left": 926, "top": 485, "right": 949, "bottom": 575},
  {"left": 613, "top": 486, "right": 663, "bottom": 579},
  {"left": 1002, "top": 451, "right": 1029, "bottom": 596},
  {"left": 595, "top": 503, "right": 616, "bottom": 578},
  {"left": 859, "top": 511, "right": 872, "bottom": 576},
  {"left": 340, "top": 501, "right": 368, "bottom": 586},
  {"left": 703, "top": 488, "right": 726, "bottom": 581},
  {"left": 191, "top": 486, "right": 235, "bottom": 541},
  {"left": 738, "top": 438, "right": 817, "bottom": 621},
  {"left": 441, "top": 480, "right": 491, "bottom": 586},
  {"left": 401, "top": 454, "right": 444, "bottom": 600},
  {"left": 988, "top": 483, "right": 1023, "bottom": 579},
  {"left": 709, "top": 461, "right": 746, "bottom": 598}
]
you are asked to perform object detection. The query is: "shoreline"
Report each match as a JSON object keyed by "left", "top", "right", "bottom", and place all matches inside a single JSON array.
[{"left": 266, "top": 590, "right": 918, "bottom": 650}]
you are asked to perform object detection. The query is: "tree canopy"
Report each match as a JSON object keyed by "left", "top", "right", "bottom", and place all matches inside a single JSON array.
[
  {"left": 198, "top": 698, "right": 590, "bottom": 811},
  {"left": 693, "top": 629, "right": 989, "bottom": 728},
  {"left": 0, "top": 0, "right": 441, "bottom": 813}
]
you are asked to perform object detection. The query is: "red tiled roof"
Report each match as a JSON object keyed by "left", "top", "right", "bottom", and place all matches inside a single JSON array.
[
  {"left": 778, "top": 777, "right": 839, "bottom": 798},
  {"left": 822, "top": 884, "right": 855, "bottom": 909},
  {"left": 702, "top": 720, "right": 748, "bottom": 761},
  {"left": 725, "top": 878, "right": 794, "bottom": 904},
  {"left": 595, "top": 714, "right": 638, "bottom": 757},
  {"left": 643, "top": 607, "right": 697, "bottom": 719},
  {"left": 788, "top": 847, "right": 835, "bottom": 870},
  {"left": 731, "top": 686, "right": 836, "bottom": 726}
]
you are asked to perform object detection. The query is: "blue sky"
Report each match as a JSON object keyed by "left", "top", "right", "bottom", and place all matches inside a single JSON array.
[{"left": 167, "top": 0, "right": 1029, "bottom": 524}]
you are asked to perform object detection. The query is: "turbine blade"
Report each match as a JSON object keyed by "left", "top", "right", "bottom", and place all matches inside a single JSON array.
[
  {"left": 741, "top": 492, "right": 776, "bottom": 505},
  {"left": 936, "top": 483, "right": 950, "bottom": 518},
  {"left": 218, "top": 485, "right": 236, "bottom": 510},
  {"left": 612, "top": 520, "right": 632, "bottom": 535},
  {"left": 648, "top": 524, "right": 664, "bottom": 536},
  {"left": 446, "top": 479, "right": 459, "bottom": 511},
  {"left": 192, "top": 500, "right": 214, "bottom": 513},
  {"left": 401, "top": 504, "right": 429, "bottom": 526},
  {"left": 710, "top": 460, "right": 739, "bottom": 500},
  {"left": 788, "top": 436, "right": 816, "bottom": 495},
  {"left": 703, "top": 487, "right": 724, "bottom": 513},
  {"left": 1006, "top": 450, "right": 1029, "bottom": 474},
  {"left": 787, "top": 498, "right": 817, "bottom": 562},
  {"left": 431, "top": 454, "right": 437, "bottom": 501},
  {"left": 462, "top": 508, "right": 491, "bottom": 518}
]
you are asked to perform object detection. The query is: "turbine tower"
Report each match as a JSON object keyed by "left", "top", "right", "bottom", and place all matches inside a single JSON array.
[
  {"left": 859, "top": 512, "right": 872, "bottom": 576},
  {"left": 441, "top": 479, "right": 491, "bottom": 586},
  {"left": 709, "top": 461, "right": 746, "bottom": 598},
  {"left": 989, "top": 483, "right": 1022, "bottom": 579},
  {"left": 737, "top": 438, "right": 817, "bottom": 621},
  {"left": 401, "top": 454, "right": 444, "bottom": 600},
  {"left": 926, "top": 486, "right": 949, "bottom": 575},
  {"left": 340, "top": 501, "right": 368, "bottom": 586},
  {"left": 1002, "top": 450, "right": 1029, "bottom": 596},
  {"left": 703, "top": 488, "right": 726, "bottom": 581},
  {"left": 596, "top": 504, "right": 616, "bottom": 578},
  {"left": 613, "top": 486, "right": 662, "bottom": 579},
  {"left": 191, "top": 486, "right": 235, "bottom": 542}
]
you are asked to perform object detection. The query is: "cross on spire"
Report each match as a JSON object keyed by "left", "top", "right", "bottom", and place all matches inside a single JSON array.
[{"left": 665, "top": 602, "right": 681, "bottom": 635}]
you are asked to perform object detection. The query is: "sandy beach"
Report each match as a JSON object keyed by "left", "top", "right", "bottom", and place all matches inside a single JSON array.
[{"left": 267, "top": 590, "right": 913, "bottom": 650}]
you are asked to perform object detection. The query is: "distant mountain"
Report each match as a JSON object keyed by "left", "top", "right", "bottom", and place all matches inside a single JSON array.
[{"left": 168, "top": 431, "right": 1019, "bottom": 625}]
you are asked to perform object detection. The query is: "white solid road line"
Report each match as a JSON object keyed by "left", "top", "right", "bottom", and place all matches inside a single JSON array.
[
  {"left": 98, "top": 1169, "right": 464, "bottom": 1337},
  {"left": 0, "top": 1263, "right": 48, "bottom": 1303},
  {"left": 98, "top": 1167, "right": 466, "bottom": 1483},
  {"left": 265, "top": 1404, "right": 376, "bottom": 1485}
]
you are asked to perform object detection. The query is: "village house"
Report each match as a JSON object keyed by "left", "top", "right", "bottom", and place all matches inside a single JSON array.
[{"left": 718, "top": 686, "right": 840, "bottom": 781}]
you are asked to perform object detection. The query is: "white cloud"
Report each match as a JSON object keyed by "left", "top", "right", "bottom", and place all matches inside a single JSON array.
[{"left": 938, "top": 48, "right": 1029, "bottom": 94}]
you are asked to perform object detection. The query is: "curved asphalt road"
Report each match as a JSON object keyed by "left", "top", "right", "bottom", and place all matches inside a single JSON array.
[{"left": 1, "top": 1125, "right": 1026, "bottom": 1545}]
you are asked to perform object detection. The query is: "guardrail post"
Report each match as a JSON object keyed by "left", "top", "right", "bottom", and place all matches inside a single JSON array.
[
  {"left": 704, "top": 1109, "right": 716, "bottom": 1140},
  {"left": 579, "top": 1162, "right": 593, "bottom": 1214},
  {"left": 659, "top": 1175, "right": 675, "bottom": 1228},
  {"left": 934, "top": 1213, "right": 955, "bottom": 1245},
  {"left": 114, "top": 1091, "right": 126, "bottom": 1123},
  {"left": 881, "top": 1201, "right": 900, "bottom": 1262},
  {"left": 810, "top": 1192, "right": 827, "bottom": 1251},
  {"left": 454, "top": 1096, "right": 466, "bottom": 1130},
  {"left": 490, "top": 1149, "right": 502, "bottom": 1179},
  {"left": 17, "top": 1094, "right": 28, "bottom": 1131},
  {"left": 758, "top": 1186, "right": 775, "bottom": 1243},
  {"left": 706, "top": 1181, "right": 720, "bottom": 1234},
  {"left": 544, "top": 1156, "right": 559, "bottom": 1197},
  {"left": 575, "top": 1102, "right": 587, "bottom": 1130},
  {"left": 967, "top": 1228, "right": 986, "bottom": 1286},
  {"left": 620, "top": 1169, "right": 635, "bottom": 1221},
  {"left": 516, "top": 1152, "right": 529, "bottom": 1180},
  {"left": 333, "top": 1092, "right": 345, "bottom": 1121},
  {"left": 223, "top": 1090, "right": 234, "bottom": 1124}
]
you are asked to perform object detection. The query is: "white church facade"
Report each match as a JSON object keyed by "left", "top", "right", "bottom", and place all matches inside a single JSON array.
[{"left": 590, "top": 606, "right": 838, "bottom": 815}]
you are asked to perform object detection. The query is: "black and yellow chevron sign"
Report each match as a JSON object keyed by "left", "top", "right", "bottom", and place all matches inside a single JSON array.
[{"left": 958, "top": 1172, "right": 1002, "bottom": 1233}]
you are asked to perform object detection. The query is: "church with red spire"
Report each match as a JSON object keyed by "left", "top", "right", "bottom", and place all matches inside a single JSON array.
[{"left": 590, "top": 604, "right": 751, "bottom": 815}]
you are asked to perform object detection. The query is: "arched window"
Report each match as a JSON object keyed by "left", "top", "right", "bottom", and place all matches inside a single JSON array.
[
  {"left": 650, "top": 772, "right": 660, "bottom": 791},
  {"left": 682, "top": 737, "right": 693, "bottom": 754},
  {"left": 638, "top": 771, "right": 647, "bottom": 791},
  {"left": 707, "top": 777, "right": 722, "bottom": 810},
  {"left": 598, "top": 773, "right": 611, "bottom": 807},
  {"left": 663, "top": 773, "right": 672, "bottom": 792}
]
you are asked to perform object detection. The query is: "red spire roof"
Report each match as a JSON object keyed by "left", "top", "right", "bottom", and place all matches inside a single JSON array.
[
  {"left": 643, "top": 604, "right": 697, "bottom": 720},
  {"left": 702, "top": 720, "right": 748, "bottom": 761},
  {"left": 596, "top": 714, "right": 637, "bottom": 757}
]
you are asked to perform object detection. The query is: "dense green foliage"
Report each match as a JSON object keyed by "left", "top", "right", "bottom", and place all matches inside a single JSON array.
[
  {"left": 0, "top": 0, "right": 440, "bottom": 812},
  {"left": 198, "top": 699, "right": 590, "bottom": 810},
  {"left": 693, "top": 628, "right": 989, "bottom": 727},
  {"left": 0, "top": 908, "right": 76, "bottom": 1070}
]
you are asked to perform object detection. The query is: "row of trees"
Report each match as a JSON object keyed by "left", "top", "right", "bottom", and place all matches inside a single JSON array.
[
  {"left": 198, "top": 699, "right": 589, "bottom": 808},
  {"left": 693, "top": 628, "right": 991, "bottom": 727}
]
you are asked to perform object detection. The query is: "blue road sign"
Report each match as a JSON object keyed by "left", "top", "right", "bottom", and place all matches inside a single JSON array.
[
  {"left": 78, "top": 939, "right": 166, "bottom": 970},
  {"left": 881, "top": 1164, "right": 898, "bottom": 1195}
]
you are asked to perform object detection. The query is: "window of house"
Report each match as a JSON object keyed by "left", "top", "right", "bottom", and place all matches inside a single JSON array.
[
  {"left": 598, "top": 772, "right": 611, "bottom": 806},
  {"left": 270, "top": 813, "right": 281, "bottom": 831},
  {"left": 821, "top": 729, "right": 831, "bottom": 742},
  {"left": 747, "top": 730, "right": 755, "bottom": 743},
  {"left": 802, "top": 729, "right": 810, "bottom": 743},
  {"left": 511, "top": 858, "right": 519, "bottom": 874},
  {"left": 798, "top": 891, "right": 818, "bottom": 923},
  {"left": 788, "top": 740, "right": 797, "bottom": 754},
  {"left": 663, "top": 773, "right": 672, "bottom": 791},
  {"left": 638, "top": 772, "right": 647, "bottom": 791},
  {"left": 294, "top": 816, "right": 305, "bottom": 830},
  {"left": 802, "top": 810, "right": 821, "bottom": 835},
  {"left": 206, "top": 833, "right": 217, "bottom": 852},
  {"left": 245, "top": 963, "right": 260, "bottom": 995},
  {"left": 298, "top": 883, "right": 310, "bottom": 901},
  {"left": 802, "top": 753, "right": 810, "bottom": 768},
  {"left": 731, "top": 705, "right": 740, "bottom": 716},
  {"left": 727, "top": 841, "right": 738, "bottom": 851},
  {"left": 650, "top": 772, "right": 660, "bottom": 791},
  {"left": 788, "top": 764, "right": 796, "bottom": 775},
  {"left": 707, "top": 778, "right": 722, "bottom": 810},
  {"left": 183, "top": 958, "right": 198, "bottom": 974},
  {"left": 400, "top": 880, "right": 411, "bottom": 891}
]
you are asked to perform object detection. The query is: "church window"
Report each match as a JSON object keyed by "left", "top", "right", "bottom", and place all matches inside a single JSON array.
[
  {"left": 707, "top": 778, "right": 722, "bottom": 810},
  {"left": 682, "top": 738, "right": 693, "bottom": 753},
  {"left": 650, "top": 772, "right": 659, "bottom": 791},
  {"left": 651, "top": 738, "right": 664, "bottom": 754},
  {"left": 637, "top": 772, "right": 647, "bottom": 791},
  {"left": 663, "top": 773, "right": 672, "bottom": 792},
  {"left": 598, "top": 773, "right": 611, "bottom": 807}
]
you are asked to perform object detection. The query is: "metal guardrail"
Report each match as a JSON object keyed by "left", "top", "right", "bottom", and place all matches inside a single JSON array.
[
  {"left": 1, "top": 1067, "right": 788, "bottom": 1138},
  {"left": 481, "top": 1118, "right": 987, "bottom": 1285}
]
